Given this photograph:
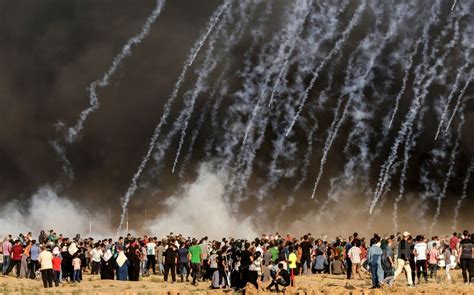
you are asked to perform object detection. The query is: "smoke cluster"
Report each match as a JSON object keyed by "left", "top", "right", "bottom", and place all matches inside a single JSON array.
[
  {"left": 148, "top": 163, "right": 256, "bottom": 239},
  {"left": 0, "top": 0, "right": 473, "bottom": 238}
]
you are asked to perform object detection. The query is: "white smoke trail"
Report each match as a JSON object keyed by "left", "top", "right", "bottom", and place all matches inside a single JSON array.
[
  {"left": 387, "top": 39, "right": 421, "bottom": 131},
  {"left": 171, "top": 0, "right": 256, "bottom": 174},
  {"left": 118, "top": 0, "right": 231, "bottom": 232},
  {"left": 444, "top": 70, "right": 473, "bottom": 133},
  {"left": 429, "top": 105, "right": 464, "bottom": 234},
  {"left": 434, "top": 51, "right": 472, "bottom": 140},
  {"left": 311, "top": 1, "right": 407, "bottom": 200},
  {"left": 452, "top": 158, "right": 474, "bottom": 231},
  {"left": 49, "top": 139, "right": 74, "bottom": 180},
  {"left": 370, "top": 0, "right": 461, "bottom": 214},
  {"left": 285, "top": 0, "right": 367, "bottom": 137},
  {"left": 241, "top": 0, "right": 311, "bottom": 145},
  {"left": 65, "top": 0, "right": 166, "bottom": 144}
]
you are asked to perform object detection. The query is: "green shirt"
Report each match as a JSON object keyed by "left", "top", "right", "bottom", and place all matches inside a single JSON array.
[
  {"left": 189, "top": 245, "right": 201, "bottom": 264},
  {"left": 269, "top": 247, "right": 279, "bottom": 262}
]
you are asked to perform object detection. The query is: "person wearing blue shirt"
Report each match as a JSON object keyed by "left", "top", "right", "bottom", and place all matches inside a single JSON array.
[
  {"left": 29, "top": 241, "right": 41, "bottom": 279},
  {"left": 367, "top": 236, "right": 383, "bottom": 289}
]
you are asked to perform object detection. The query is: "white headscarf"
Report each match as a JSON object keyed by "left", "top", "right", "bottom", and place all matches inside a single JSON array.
[
  {"left": 68, "top": 242, "right": 78, "bottom": 256},
  {"left": 103, "top": 249, "right": 112, "bottom": 262},
  {"left": 116, "top": 251, "right": 127, "bottom": 267},
  {"left": 53, "top": 246, "right": 60, "bottom": 256}
]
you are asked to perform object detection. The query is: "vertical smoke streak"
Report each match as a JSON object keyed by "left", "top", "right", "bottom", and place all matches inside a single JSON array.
[
  {"left": 429, "top": 104, "right": 464, "bottom": 234},
  {"left": 387, "top": 39, "right": 421, "bottom": 131},
  {"left": 66, "top": 0, "right": 166, "bottom": 144},
  {"left": 434, "top": 51, "right": 471, "bottom": 140},
  {"left": 118, "top": 0, "right": 231, "bottom": 232},
  {"left": 452, "top": 158, "right": 474, "bottom": 231},
  {"left": 241, "top": 0, "right": 311, "bottom": 145},
  {"left": 171, "top": 0, "right": 256, "bottom": 173},
  {"left": 370, "top": 0, "right": 463, "bottom": 214},
  {"left": 311, "top": 0, "right": 407, "bottom": 200},
  {"left": 50, "top": 139, "right": 74, "bottom": 181},
  {"left": 444, "top": 71, "right": 473, "bottom": 133},
  {"left": 285, "top": 0, "right": 367, "bottom": 137}
]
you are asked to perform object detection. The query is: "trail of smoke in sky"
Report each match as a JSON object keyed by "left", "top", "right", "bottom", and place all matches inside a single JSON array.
[
  {"left": 429, "top": 105, "right": 464, "bottom": 234},
  {"left": 241, "top": 0, "right": 311, "bottom": 145},
  {"left": 387, "top": 39, "right": 421, "bottom": 131},
  {"left": 66, "top": 0, "right": 166, "bottom": 144},
  {"left": 50, "top": 139, "right": 74, "bottom": 181},
  {"left": 311, "top": 1, "right": 407, "bottom": 200},
  {"left": 171, "top": 0, "right": 256, "bottom": 174},
  {"left": 434, "top": 51, "right": 471, "bottom": 140},
  {"left": 285, "top": 0, "right": 367, "bottom": 137},
  {"left": 452, "top": 158, "right": 474, "bottom": 231},
  {"left": 118, "top": 0, "right": 231, "bottom": 232},
  {"left": 445, "top": 70, "right": 473, "bottom": 133},
  {"left": 370, "top": 1, "right": 460, "bottom": 214}
]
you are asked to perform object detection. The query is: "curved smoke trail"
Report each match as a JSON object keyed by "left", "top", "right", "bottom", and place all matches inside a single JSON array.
[
  {"left": 66, "top": 0, "right": 166, "bottom": 144},
  {"left": 118, "top": 0, "right": 231, "bottom": 232}
]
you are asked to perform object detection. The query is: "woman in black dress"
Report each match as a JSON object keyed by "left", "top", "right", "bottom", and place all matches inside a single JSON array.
[{"left": 126, "top": 239, "right": 141, "bottom": 281}]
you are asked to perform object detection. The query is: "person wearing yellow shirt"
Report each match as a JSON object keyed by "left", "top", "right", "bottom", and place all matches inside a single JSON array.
[{"left": 288, "top": 246, "right": 297, "bottom": 287}]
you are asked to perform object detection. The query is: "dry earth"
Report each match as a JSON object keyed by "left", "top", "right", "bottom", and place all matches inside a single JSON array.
[{"left": 0, "top": 269, "right": 472, "bottom": 294}]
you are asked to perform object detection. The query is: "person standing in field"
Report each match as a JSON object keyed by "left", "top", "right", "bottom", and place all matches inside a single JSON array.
[
  {"left": 189, "top": 239, "right": 201, "bottom": 286},
  {"left": 38, "top": 246, "right": 54, "bottom": 288}
]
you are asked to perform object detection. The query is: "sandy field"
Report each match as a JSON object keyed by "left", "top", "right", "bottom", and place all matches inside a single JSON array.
[{"left": 0, "top": 269, "right": 472, "bottom": 294}]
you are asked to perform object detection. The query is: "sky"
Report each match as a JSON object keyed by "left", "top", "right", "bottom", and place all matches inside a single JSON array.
[{"left": 0, "top": 0, "right": 472, "bottom": 235}]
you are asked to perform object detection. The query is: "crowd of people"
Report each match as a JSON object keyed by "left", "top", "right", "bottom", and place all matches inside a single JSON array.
[{"left": 1, "top": 229, "right": 473, "bottom": 291}]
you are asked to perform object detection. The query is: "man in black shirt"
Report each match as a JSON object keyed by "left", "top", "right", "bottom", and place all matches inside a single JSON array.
[
  {"left": 458, "top": 230, "right": 473, "bottom": 285},
  {"left": 240, "top": 242, "right": 253, "bottom": 289},
  {"left": 266, "top": 263, "right": 290, "bottom": 292},
  {"left": 299, "top": 235, "right": 312, "bottom": 275},
  {"left": 163, "top": 243, "right": 177, "bottom": 283}
]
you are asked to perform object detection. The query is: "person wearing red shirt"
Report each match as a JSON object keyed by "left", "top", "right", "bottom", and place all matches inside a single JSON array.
[
  {"left": 7, "top": 240, "right": 23, "bottom": 277},
  {"left": 52, "top": 250, "right": 62, "bottom": 287}
]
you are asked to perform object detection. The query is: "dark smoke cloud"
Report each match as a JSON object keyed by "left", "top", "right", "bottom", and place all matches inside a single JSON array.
[{"left": 0, "top": 0, "right": 472, "bottom": 235}]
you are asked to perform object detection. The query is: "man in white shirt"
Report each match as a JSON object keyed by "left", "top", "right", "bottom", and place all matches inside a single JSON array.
[
  {"left": 146, "top": 237, "right": 157, "bottom": 274},
  {"left": 413, "top": 236, "right": 428, "bottom": 284},
  {"left": 90, "top": 243, "right": 103, "bottom": 275},
  {"left": 38, "top": 246, "right": 53, "bottom": 288}
]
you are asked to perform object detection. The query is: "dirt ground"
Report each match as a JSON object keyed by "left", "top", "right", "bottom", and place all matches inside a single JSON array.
[{"left": 0, "top": 269, "right": 472, "bottom": 294}]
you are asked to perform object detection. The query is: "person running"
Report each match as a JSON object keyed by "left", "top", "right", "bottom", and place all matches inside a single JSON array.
[
  {"left": 458, "top": 230, "right": 473, "bottom": 285},
  {"left": 393, "top": 232, "right": 414, "bottom": 287}
]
